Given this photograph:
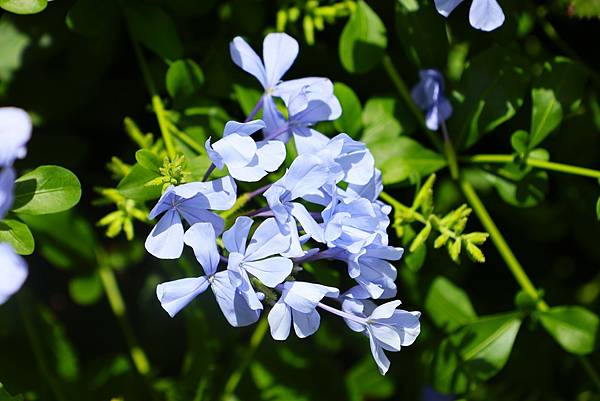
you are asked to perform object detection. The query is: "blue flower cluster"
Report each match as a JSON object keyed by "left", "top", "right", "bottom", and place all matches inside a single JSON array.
[
  {"left": 435, "top": 0, "right": 505, "bottom": 32},
  {"left": 146, "top": 33, "right": 421, "bottom": 375},
  {"left": 0, "top": 107, "right": 31, "bottom": 304}
]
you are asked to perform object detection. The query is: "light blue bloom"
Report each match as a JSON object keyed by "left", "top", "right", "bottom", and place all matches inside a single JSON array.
[
  {"left": 0, "top": 167, "right": 15, "bottom": 219},
  {"left": 264, "top": 154, "right": 328, "bottom": 256},
  {"left": 223, "top": 216, "right": 294, "bottom": 309},
  {"left": 0, "top": 243, "right": 28, "bottom": 305},
  {"left": 268, "top": 281, "right": 339, "bottom": 340},
  {"left": 411, "top": 69, "right": 453, "bottom": 131},
  {"left": 230, "top": 33, "right": 329, "bottom": 140},
  {"left": 205, "top": 120, "right": 286, "bottom": 182},
  {"left": 341, "top": 298, "right": 421, "bottom": 375},
  {"left": 156, "top": 222, "right": 261, "bottom": 326},
  {"left": 0, "top": 107, "right": 31, "bottom": 168},
  {"left": 435, "top": 0, "right": 504, "bottom": 31},
  {"left": 145, "top": 176, "right": 237, "bottom": 259}
]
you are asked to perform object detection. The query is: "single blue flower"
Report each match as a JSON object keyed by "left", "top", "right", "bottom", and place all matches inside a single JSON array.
[
  {"left": 205, "top": 120, "right": 286, "bottom": 182},
  {"left": 0, "top": 167, "right": 15, "bottom": 220},
  {"left": 156, "top": 222, "right": 261, "bottom": 326},
  {"left": 341, "top": 298, "right": 421, "bottom": 375},
  {"left": 264, "top": 154, "right": 328, "bottom": 256},
  {"left": 435, "top": 0, "right": 504, "bottom": 31},
  {"left": 411, "top": 69, "right": 453, "bottom": 131},
  {"left": 230, "top": 33, "right": 330, "bottom": 139},
  {"left": 223, "top": 216, "right": 294, "bottom": 309},
  {"left": 145, "top": 176, "right": 237, "bottom": 259},
  {"left": 268, "top": 281, "right": 339, "bottom": 340},
  {"left": 0, "top": 243, "right": 28, "bottom": 305},
  {"left": 0, "top": 107, "right": 31, "bottom": 168}
]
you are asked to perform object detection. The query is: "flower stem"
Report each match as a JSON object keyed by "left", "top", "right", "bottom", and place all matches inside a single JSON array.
[
  {"left": 221, "top": 317, "right": 269, "bottom": 400},
  {"left": 245, "top": 98, "right": 264, "bottom": 122},
  {"left": 440, "top": 121, "right": 459, "bottom": 179},
  {"left": 380, "top": 54, "right": 444, "bottom": 153},
  {"left": 464, "top": 154, "right": 600, "bottom": 179}
]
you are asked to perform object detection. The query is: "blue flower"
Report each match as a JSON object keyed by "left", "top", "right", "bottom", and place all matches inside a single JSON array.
[
  {"left": 435, "top": 0, "right": 504, "bottom": 31},
  {"left": 264, "top": 154, "right": 328, "bottom": 256},
  {"left": 145, "top": 176, "right": 237, "bottom": 259},
  {"left": 0, "top": 107, "right": 31, "bottom": 168},
  {"left": 156, "top": 223, "right": 261, "bottom": 326},
  {"left": 0, "top": 243, "right": 28, "bottom": 305},
  {"left": 411, "top": 69, "right": 453, "bottom": 131},
  {"left": 268, "top": 281, "right": 339, "bottom": 340},
  {"left": 0, "top": 167, "right": 15, "bottom": 220},
  {"left": 230, "top": 33, "right": 330, "bottom": 140},
  {"left": 205, "top": 120, "right": 286, "bottom": 182},
  {"left": 223, "top": 216, "right": 294, "bottom": 309},
  {"left": 342, "top": 298, "right": 421, "bottom": 375}
]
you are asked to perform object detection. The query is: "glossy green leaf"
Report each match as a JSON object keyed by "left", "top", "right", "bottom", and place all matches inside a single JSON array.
[
  {"left": 596, "top": 196, "right": 600, "bottom": 220},
  {"left": 361, "top": 97, "right": 407, "bottom": 144},
  {"left": 425, "top": 277, "right": 477, "bottom": 332},
  {"left": 372, "top": 137, "right": 447, "bottom": 184},
  {"left": 135, "top": 149, "right": 162, "bottom": 173},
  {"left": 12, "top": 166, "right": 82, "bottom": 215},
  {"left": 529, "top": 88, "right": 563, "bottom": 149},
  {"left": 0, "top": 16, "right": 30, "bottom": 82},
  {"left": 537, "top": 306, "right": 599, "bottom": 355},
  {"left": 430, "top": 338, "right": 469, "bottom": 394},
  {"left": 451, "top": 46, "right": 528, "bottom": 149},
  {"left": 0, "top": 0, "right": 46, "bottom": 14},
  {"left": 333, "top": 82, "right": 362, "bottom": 138},
  {"left": 339, "top": 1, "right": 387, "bottom": 74},
  {"left": 0, "top": 218, "right": 34, "bottom": 255},
  {"left": 166, "top": 59, "right": 205, "bottom": 100},
  {"left": 451, "top": 313, "right": 522, "bottom": 381},
  {"left": 536, "top": 57, "right": 588, "bottom": 113},
  {"left": 117, "top": 163, "right": 162, "bottom": 202},
  {"left": 124, "top": 3, "right": 183, "bottom": 61},
  {"left": 510, "top": 130, "right": 529, "bottom": 154}
]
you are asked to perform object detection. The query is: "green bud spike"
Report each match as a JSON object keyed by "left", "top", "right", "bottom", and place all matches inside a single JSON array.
[
  {"left": 449, "top": 238, "right": 462, "bottom": 263},
  {"left": 465, "top": 241, "right": 485, "bottom": 263},
  {"left": 409, "top": 222, "right": 432, "bottom": 252},
  {"left": 434, "top": 233, "right": 450, "bottom": 249}
]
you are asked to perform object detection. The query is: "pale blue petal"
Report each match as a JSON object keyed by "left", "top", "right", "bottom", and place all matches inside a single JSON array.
[
  {"left": 354, "top": 257, "right": 398, "bottom": 300},
  {"left": 273, "top": 77, "right": 331, "bottom": 105},
  {"left": 292, "top": 309, "right": 321, "bottom": 338},
  {"left": 183, "top": 223, "right": 220, "bottom": 276},
  {"left": 226, "top": 252, "right": 246, "bottom": 287},
  {"left": 367, "top": 329, "right": 391, "bottom": 375},
  {"left": 268, "top": 301, "right": 292, "bottom": 340},
  {"left": 290, "top": 202, "right": 324, "bottom": 243},
  {"left": 262, "top": 97, "right": 288, "bottom": 140},
  {"left": 263, "top": 185, "right": 291, "bottom": 226},
  {"left": 223, "top": 216, "right": 253, "bottom": 254},
  {"left": 228, "top": 163, "right": 268, "bottom": 182},
  {"left": 0, "top": 107, "right": 31, "bottom": 167},
  {"left": 391, "top": 310, "right": 421, "bottom": 346},
  {"left": 256, "top": 140, "right": 286, "bottom": 172},
  {"left": 173, "top": 176, "right": 237, "bottom": 210},
  {"left": 230, "top": 36, "right": 268, "bottom": 88},
  {"left": 263, "top": 33, "right": 299, "bottom": 87},
  {"left": 178, "top": 207, "right": 225, "bottom": 235},
  {"left": 0, "top": 243, "right": 27, "bottom": 305},
  {"left": 212, "top": 133, "right": 257, "bottom": 168},
  {"left": 347, "top": 169, "right": 383, "bottom": 202},
  {"left": 205, "top": 138, "right": 225, "bottom": 169},
  {"left": 292, "top": 96, "right": 342, "bottom": 124},
  {"left": 341, "top": 298, "right": 369, "bottom": 332},
  {"left": 145, "top": 210, "right": 184, "bottom": 259},
  {"left": 0, "top": 167, "right": 15, "bottom": 219},
  {"left": 370, "top": 300, "right": 402, "bottom": 320},
  {"left": 469, "top": 0, "right": 505, "bottom": 31},
  {"left": 280, "top": 219, "right": 304, "bottom": 258},
  {"left": 370, "top": 324, "right": 401, "bottom": 352},
  {"left": 282, "top": 281, "right": 339, "bottom": 313},
  {"left": 156, "top": 276, "right": 209, "bottom": 317},
  {"left": 283, "top": 155, "right": 329, "bottom": 200},
  {"left": 211, "top": 271, "right": 262, "bottom": 327},
  {"left": 434, "top": 0, "right": 464, "bottom": 17},
  {"left": 244, "top": 257, "right": 292, "bottom": 287},
  {"left": 245, "top": 217, "right": 291, "bottom": 260},
  {"left": 292, "top": 127, "right": 330, "bottom": 155},
  {"left": 223, "top": 119, "right": 265, "bottom": 137},
  {"left": 148, "top": 186, "right": 176, "bottom": 220}
]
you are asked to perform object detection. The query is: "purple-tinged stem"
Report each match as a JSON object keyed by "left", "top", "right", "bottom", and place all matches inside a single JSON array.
[
  {"left": 245, "top": 97, "right": 264, "bottom": 122},
  {"left": 202, "top": 163, "right": 216, "bottom": 182},
  {"left": 317, "top": 302, "right": 367, "bottom": 325},
  {"left": 247, "top": 183, "right": 272, "bottom": 199}
]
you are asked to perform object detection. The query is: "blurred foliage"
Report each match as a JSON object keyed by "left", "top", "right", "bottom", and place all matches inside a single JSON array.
[{"left": 1, "top": 0, "right": 600, "bottom": 400}]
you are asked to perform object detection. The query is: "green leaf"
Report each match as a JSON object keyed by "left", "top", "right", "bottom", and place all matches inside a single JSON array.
[
  {"left": 124, "top": 3, "right": 183, "bottom": 61},
  {"left": 69, "top": 273, "right": 103, "bottom": 306},
  {"left": 135, "top": 149, "right": 162, "bottom": 173},
  {"left": 372, "top": 137, "right": 447, "bottom": 184},
  {"left": 0, "top": 383, "right": 24, "bottom": 401},
  {"left": 0, "top": 0, "right": 46, "bottom": 14},
  {"left": 339, "top": 0, "right": 387, "bottom": 74},
  {"left": 233, "top": 84, "right": 262, "bottom": 117},
  {"left": 425, "top": 277, "right": 478, "bottom": 332},
  {"left": 0, "top": 16, "right": 31, "bottom": 82},
  {"left": 569, "top": 0, "right": 600, "bottom": 19},
  {"left": 529, "top": 88, "right": 563, "bottom": 149},
  {"left": 430, "top": 338, "right": 470, "bottom": 394},
  {"left": 451, "top": 46, "right": 528, "bottom": 149},
  {"left": 510, "top": 130, "right": 529, "bottom": 154},
  {"left": 0, "top": 218, "right": 34, "bottom": 255},
  {"left": 596, "top": 196, "right": 600, "bottom": 221},
  {"left": 536, "top": 57, "right": 588, "bottom": 113},
  {"left": 360, "top": 97, "right": 412, "bottom": 144},
  {"left": 12, "top": 166, "right": 82, "bottom": 215},
  {"left": 394, "top": 0, "right": 448, "bottom": 69},
  {"left": 537, "top": 306, "right": 599, "bottom": 355},
  {"left": 333, "top": 82, "right": 362, "bottom": 138},
  {"left": 346, "top": 357, "right": 395, "bottom": 401},
  {"left": 166, "top": 59, "right": 205, "bottom": 101},
  {"left": 117, "top": 163, "right": 162, "bottom": 202},
  {"left": 450, "top": 313, "right": 522, "bottom": 381}
]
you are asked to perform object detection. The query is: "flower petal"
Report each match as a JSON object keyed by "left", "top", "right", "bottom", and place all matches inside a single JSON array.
[
  {"left": 0, "top": 167, "right": 15, "bottom": 220},
  {"left": 156, "top": 276, "right": 210, "bottom": 317},
  {"left": 282, "top": 154, "right": 329, "bottom": 200},
  {"left": 223, "top": 119, "right": 266, "bottom": 137},
  {"left": 222, "top": 216, "right": 253, "bottom": 254},
  {"left": 145, "top": 210, "right": 184, "bottom": 259},
  {"left": 212, "top": 133, "right": 257, "bottom": 168},
  {"left": 256, "top": 140, "right": 286, "bottom": 172},
  {"left": 245, "top": 217, "right": 291, "bottom": 260},
  {"left": 211, "top": 271, "right": 262, "bottom": 327},
  {"left": 183, "top": 223, "right": 220, "bottom": 276},
  {"left": 173, "top": 176, "right": 237, "bottom": 210},
  {"left": 282, "top": 281, "right": 339, "bottom": 313},
  {"left": 290, "top": 202, "right": 324, "bottom": 243},
  {"left": 230, "top": 36, "right": 268, "bottom": 88},
  {"left": 268, "top": 301, "right": 292, "bottom": 340},
  {"left": 0, "top": 107, "right": 31, "bottom": 167},
  {"left": 370, "top": 300, "right": 402, "bottom": 320},
  {"left": 292, "top": 309, "right": 321, "bottom": 338},
  {"left": 263, "top": 33, "right": 299, "bottom": 86},
  {"left": 368, "top": 329, "right": 391, "bottom": 375},
  {"left": 0, "top": 243, "right": 27, "bottom": 305},
  {"left": 469, "top": 0, "right": 505, "bottom": 31},
  {"left": 434, "top": 0, "right": 464, "bottom": 17},
  {"left": 273, "top": 77, "right": 331, "bottom": 105},
  {"left": 243, "top": 257, "right": 292, "bottom": 287}
]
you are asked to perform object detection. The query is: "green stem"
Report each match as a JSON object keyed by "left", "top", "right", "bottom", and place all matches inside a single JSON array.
[
  {"left": 166, "top": 122, "right": 205, "bottom": 155},
  {"left": 97, "top": 253, "right": 155, "bottom": 394},
  {"left": 380, "top": 55, "right": 444, "bottom": 153},
  {"left": 221, "top": 317, "right": 269, "bottom": 400},
  {"left": 441, "top": 121, "right": 459, "bottom": 179},
  {"left": 465, "top": 154, "right": 600, "bottom": 180},
  {"left": 578, "top": 355, "right": 600, "bottom": 391},
  {"left": 18, "top": 293, "right": 69, "bottom": 401}
]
